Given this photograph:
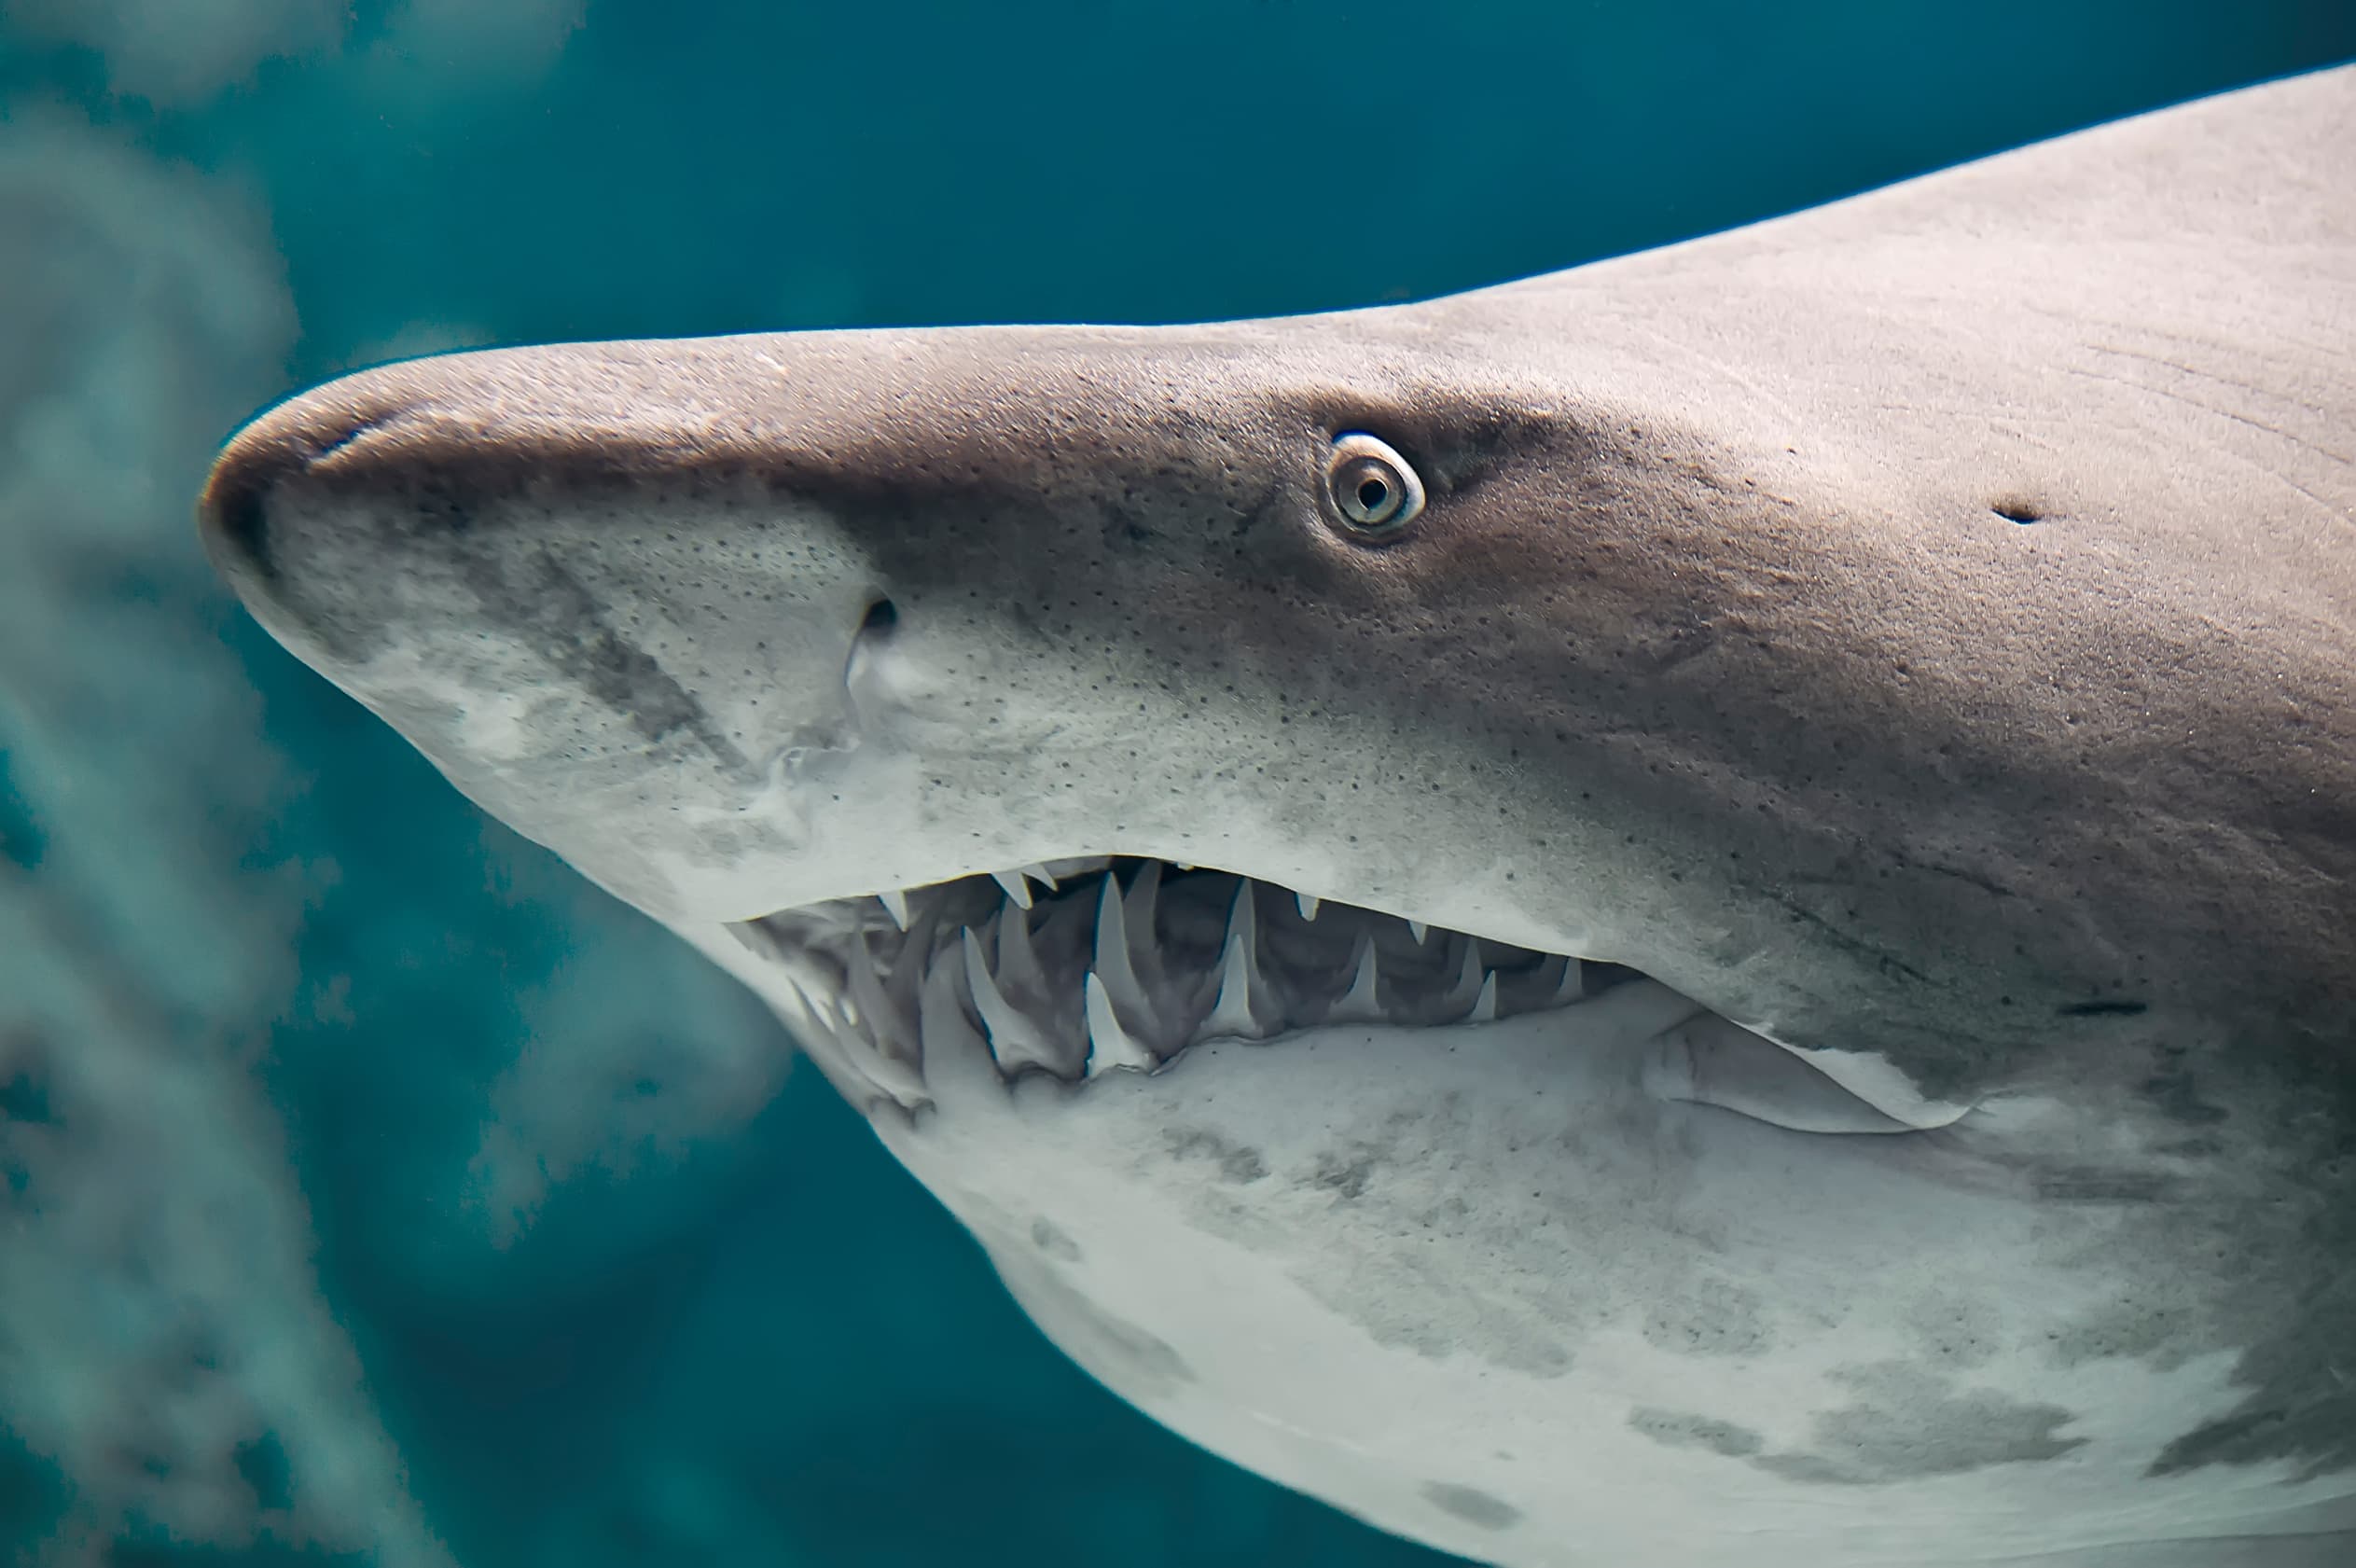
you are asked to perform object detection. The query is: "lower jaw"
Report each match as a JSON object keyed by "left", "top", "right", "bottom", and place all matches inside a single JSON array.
[{"left": 850, "top": 972, "right": 2132, "bottom": 1568}]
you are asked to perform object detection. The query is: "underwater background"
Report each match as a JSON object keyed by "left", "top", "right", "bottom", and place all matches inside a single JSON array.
[{"left": 1, "top": 3, "right": 2351, "bottom": 1563}]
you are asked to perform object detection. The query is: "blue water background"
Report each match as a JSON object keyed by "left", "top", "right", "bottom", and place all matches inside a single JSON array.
[{"left": 1, "top": 3, "right": 2351, "bottom": 1564}]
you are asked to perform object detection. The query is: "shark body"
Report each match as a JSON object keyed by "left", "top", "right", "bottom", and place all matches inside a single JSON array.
[{"left": 201, "top": 66, "right": 2355, "bottom": 1568}]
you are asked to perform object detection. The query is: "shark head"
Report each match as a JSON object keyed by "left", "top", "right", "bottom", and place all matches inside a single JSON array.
[{"left": 201, "top": 67, "right": 2356, "bottom": 1568}]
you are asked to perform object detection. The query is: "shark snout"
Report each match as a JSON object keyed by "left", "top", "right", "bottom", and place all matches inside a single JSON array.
[
  {"left": 198, "top": 371, "right": 411, "bottom": 624},
  {"left": 193, "top": 342, "right": 944, "bottom": 920}
]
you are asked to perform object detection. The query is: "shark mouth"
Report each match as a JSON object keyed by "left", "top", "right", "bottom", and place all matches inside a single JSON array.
[{"left": 728, "top": 855, "right": 1653, "bottom": 1108}]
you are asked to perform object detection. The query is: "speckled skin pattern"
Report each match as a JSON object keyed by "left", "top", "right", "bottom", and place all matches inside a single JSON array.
[{"left": 200, "top": 66, "right": 2353, "bottom": 1568}]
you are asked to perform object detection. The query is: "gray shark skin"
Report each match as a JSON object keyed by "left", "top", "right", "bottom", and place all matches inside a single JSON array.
[{"left": 199, "top": 64, "right": 2354, "bottom": 1568}]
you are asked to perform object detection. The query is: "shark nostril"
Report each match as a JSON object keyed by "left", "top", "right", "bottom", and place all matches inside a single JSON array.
[{"left": 860, "top": 597, "right": 900, "bottom": 636}]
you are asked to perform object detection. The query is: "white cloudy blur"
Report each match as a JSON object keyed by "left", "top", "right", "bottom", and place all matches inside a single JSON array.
[
  {"left": 5, "top": 0, "right": 347, "bottom": 104},
  {"left": 0, "top": 6, "right": 788, "bottom": 1559},
  {"left": 0, "top": 108, "right": 455, "bottom": 1562}
]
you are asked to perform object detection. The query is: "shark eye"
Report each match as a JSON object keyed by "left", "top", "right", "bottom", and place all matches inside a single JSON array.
[{"left": 1325, "top": 432, "right": 1425, "bottom": 538}]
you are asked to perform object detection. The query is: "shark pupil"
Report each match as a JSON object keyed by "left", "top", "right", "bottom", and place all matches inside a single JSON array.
[{"left": 1357, "top": 477, "right": 1391, "bottom": 511}]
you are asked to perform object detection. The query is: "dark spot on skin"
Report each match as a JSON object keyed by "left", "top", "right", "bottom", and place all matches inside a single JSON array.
[
  {"left": 859, "top": 596, "right": 898, "bottom": 635},
  {"left": 1029, "top": 1217, "right": 1083, "bottom": 1262},
  {"left": 1420, "top": 1480, "right": 1523, "bottom": 1530},
  {"left": 995, "top": 1248, "right": 1197, "bottom": 1398},
  {"left": 1162, "top": 1128, "right": 1268, "bottom": 1184},
  {"left": 1747, "top": 1365, "right": 2087, "bottom": 1484},
  {"left": 2031, "top": 1168, "right": 2182, "bottom": 1203},
  {"left": 1062, "top": 1302, "right": 1194, "bottom": 1391},
  {"left": 2058, "top": 1000, "right": 2149, "bottom": 1018},
  {"left": 512, "top": 548, "right": 750, "bottom": 768},
  {"left": 2048, "top": 1294, "right": 2197, "bottom": 1367},
  {"left": 1628, "top": 1408, "right": 1766, "bottom": 1458},
  {"left": 1642, "top": 1284, "right": 1770, "bottom": 1357},
  {"left": 1310, "top": 1149, "right": 1377, "bottom": 1199},
  {"left": 1990, "top": 495, "right": 2044, "bottom": 523},
  {"left": 2150, "top": 1393, "right": 2356, "bottom": 1481}
]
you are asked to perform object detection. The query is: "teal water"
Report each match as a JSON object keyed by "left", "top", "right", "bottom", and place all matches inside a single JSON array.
[{"left": 1, "top": 4, "right": 2350, "bottom": 1564}]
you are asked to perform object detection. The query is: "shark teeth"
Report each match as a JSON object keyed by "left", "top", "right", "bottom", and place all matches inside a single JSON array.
[
  {"left": 1199, "top": 879, "right": 1287, "bottom": 1041},
  {"left": 964, "top": 926, "right": 1079, "bottom": 1077},
  {"left": 1083, "top": 973, "right": 1157, "bottom": 1076},
  {"left": 1325, "top": 933, "right": 1386, "bottom": 1023},
  {"left": 1441, "top": 937, "right": 1487, "bottom": 1018},
  {"left": 738, "top": 858, "right": 1589, "bottom": 1090},
  {"left": 1469, "top": 971, "right": 1500, "bottom": 1023}
]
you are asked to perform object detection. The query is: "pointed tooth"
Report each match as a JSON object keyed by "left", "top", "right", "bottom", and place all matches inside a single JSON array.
[
  {"left": 1469, "top": 970, "right": 1500, "bottom": 1023},
  {"left": 1122, "top": 858, "right": 1164, "bottom": 947},
  {"left": 1116, "top": 860, "right": 1197, "bottom": 1038},
  {"left": 1084, "top": 972, "right": 1157, "bottom": 1075},
  {"left": 991, "top": 868, "right": 1033, "bottom": 909},
  {"left": 1198, "top": 880, "right": 1282, "bottom": 1040},
  {"left": 1199, "top": 935, "right": 1261, "bottom": 1039},
  {"left": 908, "top": 946, "right": 992, "bottom": 1100},
  {"left": 804, "top": 992, "right": 863, "bottom": 1059},
  {"left": 962, "top": 927, "right": 1071, "bottom": 1077},
  {"left": 994, "top": 901, "right": 1050, "bottom": 1000},
  {"left": 1023, "top": 860, "right": 1060, "bottom": 892},
  {"left": 773, "top": 973, "right": 823, "bottom": 1032},
  {"left": 879, "top": 888, "right": 910, "bottom": 931},
  {"left": 1408, "top": 920, "right": 1428, "bottom": 944},
  {"left": 844, "top": 933, "right": 913, "bottom": 1058},
  {"left": 887, "top": 895, "right": 944, "bottom": 1001},
  {"left": 1540, "top": 954, "right": 1579, "bottom": 1006},
  {"left": 1296, "top": 890, "right": 1321, "bottom": 921},
  {"left": 1441, "top": 938, "right": 1486, "bottom": 1016},
  {"left": 1091, "top": 874, "right": 1157, "bottom": 1029},
  {"left": 800, "top": 984, "right": 926, "bottom": 1105},
  {"left": 961, "top": 927, "right": 1008, "bottom": 1028},
  {"left": 1326, "top": 932, "right": 1386, "bottom": 1023}
]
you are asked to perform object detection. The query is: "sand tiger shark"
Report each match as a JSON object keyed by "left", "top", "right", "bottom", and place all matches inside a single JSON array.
[{"left": 198, "top": 62, "right": 2354, "bottom": 1568}]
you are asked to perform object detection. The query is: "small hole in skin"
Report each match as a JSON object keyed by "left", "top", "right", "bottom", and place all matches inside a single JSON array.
[
  {"left": 1991, "top": 497, "right": 2043, "bottom": 524},
  {"left": 860, "top": 598, "right": 899, "bottom": 634}
]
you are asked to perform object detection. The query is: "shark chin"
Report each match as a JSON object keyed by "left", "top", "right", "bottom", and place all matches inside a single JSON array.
[
  {"left": 195, "top": 62, "right": 2355, "bottom": 1568},
  {"left": 696, "top": 851, "right": 2350, "bottom": 1568}
]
